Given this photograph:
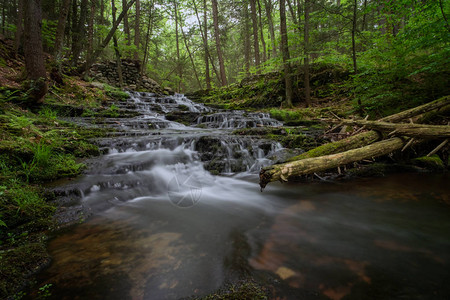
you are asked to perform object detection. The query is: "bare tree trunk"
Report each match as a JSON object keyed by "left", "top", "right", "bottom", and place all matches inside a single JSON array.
[
  {"left": 263, "top": 0, "right": 276, "bottom": 58},
  {"left": 141, "top": 0, "right": 154, "bottom": 79},
  {"left": 250, "top": 0, "right": 260, "bottom": 69},
  {"left": 212, "top": 0, "right": 227, "bottom": 86},
  {"left": 112, "top": 0, "right": 123, "bottom": 87},
  {"left": 243, "top": 0, "right": 251, "bottom": 75},
  {"left": 71, "top": 0, "right": 89, "bottom": 66},
  {"left": 257, "top": 0, "right": 266, "bottom": 64},
  {"left": 14, "top": 0, "right": 24, "bottom": 56},
  {"left": 87, "top": 0, "right": 96, "bottom": 62},
  {"left": 122, "top": 0, "right": 131, "bottom": 46},
  {"left": 23, "top": 0, "right": 47, "bottom": 104},
  {"left": 53, "top": 0, "right": 71, "bottom": 58},
  {"left": 71, "top": 0, "right": 78, "bottom": 53},
  {"left": 304, "top": 0, "right": 311, "bottom": 107},
  {"left": 203, "top": 0, "right": 211, "bottom": 89},
  {"left": 133, "top": 0, "right": 140, "bottom": 60},
  {"left": 280, "top": 0, "right": 293, "bottom": 107},
  {"left": 174, "top": 1, "right": 181, "bottom": 92},
  {"left": 352, "top": 0, "right": 358, "bottom": 73},
  {"left": 1, "top": 0, "right": 5, "bottom": 35}
]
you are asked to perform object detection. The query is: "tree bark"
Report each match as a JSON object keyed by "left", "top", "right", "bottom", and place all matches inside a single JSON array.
[
  {"left": 250, "top": 0, "right": 260, "bottom": 69},
  {"left": 140, "top": 0, "right": 154, "bottom": 83},
  {"left": 339, "top": 119, "right": 450, "bottom": 139},
  {"left": 203, "top": 0, "right": 211, "bottom": 89},
  {"left": 122, "top": 0, "right": 131, "bottom": 46},
  {"left": 71, "top": 0, "right": 89, "bottom": 66},
  {"left": 260, "top": 137, "right": 405, "bottom": 189},
  {"left": 133, "top": 0, "right": 140, "bottom": 60},
  {"left": 78, "top": 0, "right": 136, "bottom": 74},
  {"left": 304, "top": 0, "right": 311, "bottom": 107},
  {"left": 286, "top": 95, "right": 450, "bottom": 162},
  {"left": 280, "top": 0, "right": 293, "bottom": 108},
  {"left": 112, "top": 0, "right": 123, "bottom": 87},
  {"left": 257, "top": 0, "right": 266, "bottom": 64},
  {"left": 87, "top": 0, "right": 96, "bottom": 62},
  {"left": 13, "top": 0, "right": 24, "bottom": 57},
  {"left": 53, "top": 0, "right": 71, "bottom": 58},
  {"left": 351, "top": 0, "right": 358, "bottom": 73},
  {"left": 212, "top": 0, "right": 227, "bottom": 86},
  {"left": 263, "top": 0, "right": 276, "bottom": 58},
  {"left": 23, "top": 0, "right": 47, "bottom": 103},
  {"left": 174, "top": 1, "right": 181, "bottom": 92},
  {"left": 243, "top": 0, "right": 251, "bottom": 75}
]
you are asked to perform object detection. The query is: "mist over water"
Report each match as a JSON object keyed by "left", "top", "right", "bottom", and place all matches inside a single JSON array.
[{"left": 37, "top": 93, "right": 450, "bottom": 300}]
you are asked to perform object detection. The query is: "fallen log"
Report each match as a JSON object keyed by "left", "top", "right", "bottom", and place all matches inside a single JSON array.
[
  {"left": 339, "top": 120, "right": 450, "bottom": 139},
  {"left": 285, "top": 96, "right": 450, "bottom": 162},
  {"left": 260, "top": 137, "right": 405, "bottom": 190}
]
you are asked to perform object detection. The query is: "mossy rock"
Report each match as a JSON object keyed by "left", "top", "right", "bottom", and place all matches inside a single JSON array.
[{"left": 411, "top": 155, "right": 446, "bottom": 171}]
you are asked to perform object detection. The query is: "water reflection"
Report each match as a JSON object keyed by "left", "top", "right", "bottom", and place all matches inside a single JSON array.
[{"left": 35, "top": 173, "right": 450, "bottom": 299}]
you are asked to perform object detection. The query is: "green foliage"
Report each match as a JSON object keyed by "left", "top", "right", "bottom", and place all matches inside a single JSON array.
[
  {"left": 38, "top": 107, "right": 58, "bottom": 120},
  {"left": 41, "top": 19, "right": 57, "bottom": 50}
]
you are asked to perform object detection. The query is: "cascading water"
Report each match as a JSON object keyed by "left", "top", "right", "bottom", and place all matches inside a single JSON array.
[{"left": 37, "top": 92, "right": 450, "bottom": 300}]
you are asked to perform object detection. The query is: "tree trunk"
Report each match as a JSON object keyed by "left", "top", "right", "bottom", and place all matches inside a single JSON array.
[
  {"left": 180, "top": 15, "right": 202, "bottom": 90},
  {"left": 141, "top": 0, "right": 154, "bottom": 81},
  {"left": 362, "top": 0, "right": 368, "bottom": 31},
  {"left": 23, "top": 0, "right": 47, "bottom": 104},
  {"left": 250, "top": 0, "right": 260, "bottom": 69},
  {"left": 260, "top": 138, "right": 405, "bottom": 189},
  {"left": 263, "top": 0, "right": 276, "bottom": 58},
  {"left": 352, "top": 0, "right": 358, "bottom": 73},
  {"left": 285, "top": 96, "right": 450, "bottom": 162},
  {"left": 14, "top": 0, "right": 24, "bottom": 56},
  {"left": 112, "top": 0, "right": 123, "bottom": 87},
  {"left": 280, "top": 0, "right": 293, "bottom": 108},
  {"left": 87, "top": 0, "right": 96, "bottom": 62},
  {"left": 243, "top": 0, "right": 251, "bottom": 75},
  {"left": 212, "top": 0, "right": 227, "bottom": 86},
  {"left": 304, "top": 0, "right": 311, "bottom": 107},
  {"left": 203, "top": 0, "right": 211, "bottom": 89},
  {"left": 71, "top": 0, "right": 78, "bottom": 52},
  {"left": 192, "top": 0, "right": 220, "bottom": 85},
  {"left": 122, "top": 0, "right": 131, "bottom": 46},
  {"left": 53, "top": 0, "right": 71, "bottom": 58},
  {"left": 339, "top": 120, "right": 450, "bottom": 139},
  {"left": 79, "top": 0, "right": 136, "bottom": 74},
  {"left": 174, "top": 1, "right": 181, "bottom": 93},
  {"left": 71, "top": 0, "right": 89, "bottom": 67},
  {"left": 133, "top": 0, "right": 140, "bottom": 60},
  {"left": 257, "top": 0, "right": 266, "bottom": 64}
]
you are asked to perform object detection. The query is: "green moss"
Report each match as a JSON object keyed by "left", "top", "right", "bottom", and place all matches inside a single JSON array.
[{"left": 412, "top": 155, "right": 446, "bottom": 171}]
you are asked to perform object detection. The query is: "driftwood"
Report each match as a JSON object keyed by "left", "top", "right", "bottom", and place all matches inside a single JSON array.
[
  {"left": 260, "top": 137, "right": 405, "bottom": 189},
  {"left": 339, "top": 119, "right": 450, "bottom": 139},
  {"left": 260, "top": 96, "right": 450, "bottom": 190},
  {"left": 286, "top": 96, "right": 450, "bottom": 162}
]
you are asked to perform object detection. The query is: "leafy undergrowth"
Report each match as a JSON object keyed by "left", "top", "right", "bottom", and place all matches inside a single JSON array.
[{"left": 0, "top": 80, "right": 122, "bottom": 298}]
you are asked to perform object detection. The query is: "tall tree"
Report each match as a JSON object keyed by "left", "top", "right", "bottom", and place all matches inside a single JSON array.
[
  {"left": 263, "top": 0, "right": 276, "bottom": 58},
  {"left": 53, "top": 0, "right": 71, "bottom": 59},
  {"left": 203, "top": 0, "right": 211, "bottom": 89},
  {"left": 87, "top": 0, "right": 96, "bottom": 62},
  {"left": 122, "top": 0, "right": 131, "bottom": 46},
  {"left": 23, "top": 0, "right": 47, "bottom": 103},
  {"left": 280, "top": 0, "right": 293, "bottom": 107},
  {"left": 351, "top": 0, "right": 358, "bottom": 73},
  {"left": 243, "top": 0, "right": 251, "bottom": 74},
  {"left": 250, "top": 0, "right": 260, "bottom": 68},
  {"left": 304, "top": 0, "right": 311, "bottom": 106},
  {"left": 174, "top": 1, "right": 181, "bottom": 92},
  {"left": 71, "top": 0, "right": 89, "bottom": 66},
  {"left": 133, "top": 0, "right": 140, "bottom": 60},
  {"left": 111, "top": 0, "right": 124, "bottom": 86},
  {"left": 79, "top": 0, "right": 136, "bottom": 74},
  {"left": 14, "top": 0, "right": 24, "bottom": 57},
  {"left": 257, "top": 0, "right": 266, "bottom": 63},
  {"left": 211, "top": 0, "right": 227, "bottom": 86}
]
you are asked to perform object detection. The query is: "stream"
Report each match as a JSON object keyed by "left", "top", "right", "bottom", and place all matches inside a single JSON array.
[{"left": 35, "top": 93, "right": 450, "bottom": 300}]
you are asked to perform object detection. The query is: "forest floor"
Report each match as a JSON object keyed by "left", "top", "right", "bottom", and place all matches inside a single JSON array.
[{"left": 0, "top": 35, "right": 448, "bottom": 298}]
